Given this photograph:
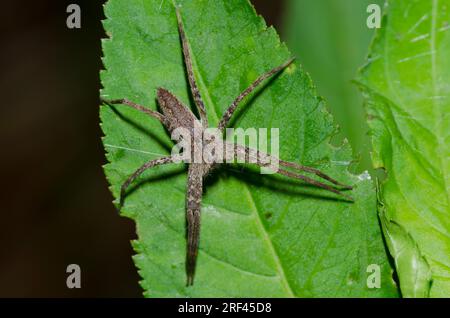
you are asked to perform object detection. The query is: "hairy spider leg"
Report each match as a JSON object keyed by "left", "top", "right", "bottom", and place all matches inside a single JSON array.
[
  {"left": 232, "top": 144, "right": 354, "bottom": 202},
  {"left": 101, "top": 98, "right": 168, "bottom": 126},
  {"left": 185, "top": 163, "right": 203, "bottom": 286},
  {"left": 119, "top": 156, "right": 179, "bottom": 207},
  {"left": 217, "top": 57, "right": 295, "bottom": 132},
  {"left": 175, "top": 7, "right": 208, "bottom": 129},
  {"left": 278, "top": 160, "right": 353, "bottom": 190},
  {"left": 227, "top": 142, "right": 352, "bottom": 190}
]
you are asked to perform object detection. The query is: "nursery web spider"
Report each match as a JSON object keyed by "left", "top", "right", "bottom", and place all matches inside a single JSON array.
[{"left": 102, "top": 7, "right": 353, "bottom": 286}]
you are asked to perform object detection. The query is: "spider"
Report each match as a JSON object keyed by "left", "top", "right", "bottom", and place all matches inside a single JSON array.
[{"left": 102, "top": 7, "right": 353, "bottom": 286}]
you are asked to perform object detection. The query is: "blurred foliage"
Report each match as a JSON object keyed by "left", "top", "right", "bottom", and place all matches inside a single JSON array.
[{"left": 282, "top": 0, "right": 384, "bottom": 172}]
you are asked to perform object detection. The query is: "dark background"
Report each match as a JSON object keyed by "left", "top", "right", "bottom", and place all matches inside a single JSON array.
[
  {"left": 0, "top": 0, "right": 378, "bottom": 297},
  {"left": 0, "top": 0, "right": 286, "bottom": 298}
]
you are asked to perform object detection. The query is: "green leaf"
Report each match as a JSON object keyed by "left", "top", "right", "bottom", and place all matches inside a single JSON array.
[
  {"left": 358, "top": 0, "right": 450, "bottom": 297},
  {"left": 100, "top": 0, "right": 398, "bottom": 297}
]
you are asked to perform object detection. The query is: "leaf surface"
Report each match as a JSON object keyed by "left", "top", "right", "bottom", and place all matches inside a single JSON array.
[
  {"left": 358, "top": 0, "right": 450, "bottom": 297},
  {"left": 101, "top": 0, "right": 398, "bottom": 297}
]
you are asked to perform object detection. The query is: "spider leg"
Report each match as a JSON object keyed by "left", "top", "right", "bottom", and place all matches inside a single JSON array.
[
  {"left": 232, "top": 143, "right": 353, "bottom": 189},
  {"left": 175, "top": 7, "right": 208, "bottom": 129},
  {"left": 101, "top": 98, "right": 168, "bottom": 127},
  {"left": 119, "top": 155, "right": 179, "bottom": 207},
  {"left": 274, "top": 169, "right": 354, "bottom": 202},
  {"left": 218, "top": 57, "right": 295, "bottom": 132},
  {"left": 278, "top": 160, "right": 353, "bottom": 190},
  {"left": 232, "top": 144, "right": 354, "bottom": 202},
  {"left": 185, "top": 163, "right": 203, "bottom": 286}
]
